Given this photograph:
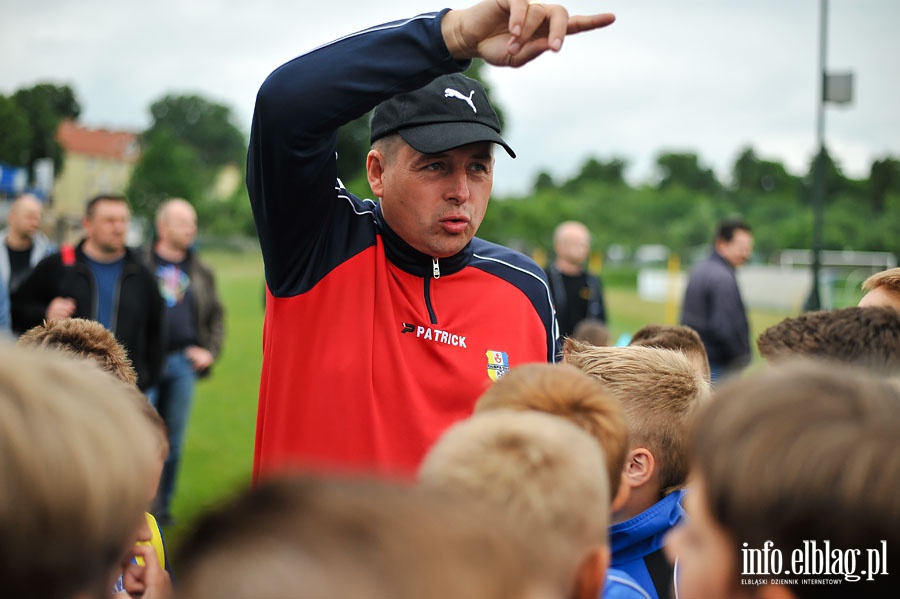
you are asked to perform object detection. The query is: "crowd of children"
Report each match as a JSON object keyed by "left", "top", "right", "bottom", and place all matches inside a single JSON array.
[{"left": 2, "top": 270, "right": 899, "bottom": 599}]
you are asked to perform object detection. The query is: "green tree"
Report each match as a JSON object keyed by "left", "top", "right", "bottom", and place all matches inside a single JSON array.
[
  {"left": 129, "top": 94, "right": 247, "bottom": 221},
  {"left": 533, "top": 170, "right": 555, "bottom": 192},
  {"left": 868, "top": 156, "right": 900, "bottom": 214},
  {"left": 731, "top": 147, "right": 797, "bottom": 195},
  {"left": 11, "top": 83, "right": 81, "bottom": 175},
  {"left": 336, "top": 112, "right": 372, "bottom": 188},
  {"left": 127, "top": 130, "right": 204, "bottom": 218},
  {"left": 0, "top": 95, "right": 32, "bottom": 166},
  {"left": 801, "top": 146, "right": 852, "bottom": 204},
  {"left": 144, "top": 94, "right": 245, "bottom": 168},
  {"left": 569, "top": 156, "right": 627, "bottom": 187},
  {"left": 655, "top": 152, "right": 721, "bottom": 194}
]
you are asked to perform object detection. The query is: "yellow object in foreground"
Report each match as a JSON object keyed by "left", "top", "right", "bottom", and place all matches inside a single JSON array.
[{"left": 134, "top": 512, "right": 166, "bottom": 568}]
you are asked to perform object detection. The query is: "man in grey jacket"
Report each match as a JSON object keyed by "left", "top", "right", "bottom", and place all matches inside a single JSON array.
[
  {"left": 680, "top": 217, "right": 753, "bottom": 383},
  {"left": 1, "top": 194, "right": 54, "bottom": 294}
]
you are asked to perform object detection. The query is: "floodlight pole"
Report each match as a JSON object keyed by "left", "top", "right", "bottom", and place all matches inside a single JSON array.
[{"left": 805, "top": 0, "right": 828, "bottom": 311}]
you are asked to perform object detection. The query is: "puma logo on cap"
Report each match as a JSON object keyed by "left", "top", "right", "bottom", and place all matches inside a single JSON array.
[{"left": 443, "top": 88, "right": 477, "bottom": 113}]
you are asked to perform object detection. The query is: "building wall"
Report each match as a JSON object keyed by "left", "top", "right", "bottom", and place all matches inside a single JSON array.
[{"left": 52, "top": 152, "right": 136, "bottom": 217}]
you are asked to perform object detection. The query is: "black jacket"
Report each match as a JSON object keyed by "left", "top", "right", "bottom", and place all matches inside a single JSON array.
[
  {"left": 680, "top": 251, "right": 750, "bottom": 369},
  {"left": 545, "top": 262, "right": 607, "bottom": 338},
  {"left": 12, "top": 240, "right": 165, "bottom": 390}
]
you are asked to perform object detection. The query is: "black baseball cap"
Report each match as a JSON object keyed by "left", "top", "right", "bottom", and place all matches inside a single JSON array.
[{"left": 370, "top": 73, "right": 516, "bottom": 158}]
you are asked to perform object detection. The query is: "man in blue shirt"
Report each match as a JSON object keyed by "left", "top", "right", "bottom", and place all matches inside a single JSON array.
[{"left": 12, "top": 195, "right": 164, "bottom": 391}]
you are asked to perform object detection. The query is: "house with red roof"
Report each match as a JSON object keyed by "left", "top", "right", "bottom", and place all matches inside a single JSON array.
[{"left": 52, "top": 119, "right": 140, "bottom": 217}]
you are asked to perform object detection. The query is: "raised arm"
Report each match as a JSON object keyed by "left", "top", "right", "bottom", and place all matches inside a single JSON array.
[
  {"left": 248, "top": 1, "right": 615, "bottom": 296},
  {"left": 247, "top": 11, "right": 465, "bottom": 295}
]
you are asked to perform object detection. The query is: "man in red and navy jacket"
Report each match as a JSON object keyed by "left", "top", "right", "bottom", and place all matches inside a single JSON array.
[{"left": 248, "top": 0, "right": 616, "bottom": 479}]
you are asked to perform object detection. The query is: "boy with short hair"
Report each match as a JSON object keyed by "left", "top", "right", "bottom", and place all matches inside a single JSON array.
[
  {"left": 0, "top": 345, "right": 162, "bottom": 599},
  {"left": 859, "top": 266, "right": 900, "bottom": 311},
  {"left": 16, "top": 317, "right": 173, "bottom": 595},
  {"left": 176, "top": 474, "right": 560, "bottom": 599},
  {"left": 628, "top": 323, "right": 711, "bottom": 383},
  {"left": 668, "top": 359, "right": 900, "bottom": 599},
  {"left": 563, "top": 340, "right": 710, "bottom": 599},
  {"left": 572, "top": 317, "right": 611, "bottom": 347},
  {"left": 756, "top": 306, "right": 900, "bottom": 374},
  {"left": 419, "top": 409, "right": 611, "bottom": 599},
  {"left": 473, "top": 362, "right": 649, "bottom": 598},
  {"left": 18, "top": 317, "right": 138, "bottom": 386}
]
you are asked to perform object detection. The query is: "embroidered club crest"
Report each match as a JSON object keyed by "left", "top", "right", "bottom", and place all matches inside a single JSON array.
[{"left": 485, "top": 350, "right": 510, "bottom": 382}]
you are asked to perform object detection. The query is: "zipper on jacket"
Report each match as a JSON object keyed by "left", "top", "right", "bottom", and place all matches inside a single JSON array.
[{"left": 424, "top": 262, "right": 438, "bottom": 325}]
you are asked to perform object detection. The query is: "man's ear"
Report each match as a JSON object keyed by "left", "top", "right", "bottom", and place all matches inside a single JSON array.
[
  {"left": 623, "top": 447, "right": 655, "bottom": 489},
  {"left": 571, "top": 545, "right": 609, "bottom": 599},
  {"left": 366, "top": 149, "right": 386, "bottom": 198}
]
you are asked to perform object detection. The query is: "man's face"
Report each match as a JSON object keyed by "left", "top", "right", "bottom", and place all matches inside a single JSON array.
[
  {"left": 9, "top": 198, "right": 42, "bottom": 238},
  {"left": 555, "top": 224, "right": 591, "bottom": 266},
  {"left": 160, "top": 203, "right": 197, "bottom": 252},
  {"left": 370, "top": 141, "right": 494, "bottom": 259},
  {"left": 84, "top": 200, "right": 130, "bottom": 254},
  {"left": 717, "top": 229, "right": 753, "bottom": 268}
]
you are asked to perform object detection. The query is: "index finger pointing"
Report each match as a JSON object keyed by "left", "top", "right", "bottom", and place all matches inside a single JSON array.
[{"left": 565, "top": 12, "right": 616, "bottom": 36}]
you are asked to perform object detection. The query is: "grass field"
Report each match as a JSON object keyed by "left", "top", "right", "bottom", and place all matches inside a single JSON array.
[{"left": 164, "top": 250, "right": 796, "bottom": 550}]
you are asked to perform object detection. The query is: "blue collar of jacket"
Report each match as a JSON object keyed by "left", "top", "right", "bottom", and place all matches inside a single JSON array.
[
  {"left": 374, "top": 203, "right": 473, "bottom": 278},
  {"left": 610, "top": 489, "right": 686, "bottom": 565}
]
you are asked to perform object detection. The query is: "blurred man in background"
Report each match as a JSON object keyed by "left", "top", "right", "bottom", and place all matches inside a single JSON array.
[
  {"left": 546, "top": 220, "right": 607, "bottom": 339},
  {"left": 1, "top": 194, "right": 54, "bottom": 335},
  {"left": 680, "top": 217, "right": 753, "bottom": 383}
]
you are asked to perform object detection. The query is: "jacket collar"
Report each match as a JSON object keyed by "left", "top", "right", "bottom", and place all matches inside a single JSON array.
[
  {"left": 609, "top": 489, "right": 686, "bottom": 563},
  {"left": 711, "top": 249, "right": 736, "bottom": 272},
  {"left": 374, "top": 203, "right": 472, "bottom": 278},
  {"left": 75, "top": 239, "right": 140, "bottom": 266}
]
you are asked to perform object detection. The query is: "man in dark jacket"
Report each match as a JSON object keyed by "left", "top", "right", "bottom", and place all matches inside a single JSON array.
[
  {"left": 680, "top": 217, "right": 753, "bottom": 383},
  {"left": 12, "top": 194, "right": 165, "bottom": 391},
  {"left": 145, "top": 197, "right": 225, "bottom": 525},
  {"left": 545, "top": 220, "right": 607, "bottom": 339}
]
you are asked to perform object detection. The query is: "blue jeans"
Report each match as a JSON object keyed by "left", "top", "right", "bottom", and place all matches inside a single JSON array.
[{"left": 146, "top": 351, "right": 197, "bottom": 518}]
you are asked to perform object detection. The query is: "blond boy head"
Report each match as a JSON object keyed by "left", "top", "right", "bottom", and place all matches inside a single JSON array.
[
  {"left": 177, "top": 474, "right": 559, "bottom": 599},
  {"left": 563, "top": 341, "right": 710, "bottom": 519},
  {"left": 474, "top": 362, "right": 628, "bottom": 502},
  {"left": 0, "top": 344, "right": 158, "bottom": 599},
  {"left": 419, "top": 409, "right": 610, "bottom": 599},
  {"left": 859, "top": 267, "right": 900, "bottom": 311}
]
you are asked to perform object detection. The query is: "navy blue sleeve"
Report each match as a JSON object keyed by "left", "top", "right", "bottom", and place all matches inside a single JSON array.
[{"left": 247, "top": 10, "right": 469, "bottom": 296}]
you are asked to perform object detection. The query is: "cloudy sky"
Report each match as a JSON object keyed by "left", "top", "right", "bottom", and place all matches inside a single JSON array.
[{"left": 4, "top": 0, "right": 898, "bottom": 195}]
